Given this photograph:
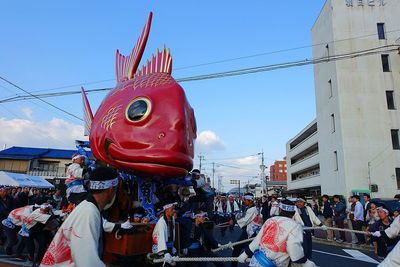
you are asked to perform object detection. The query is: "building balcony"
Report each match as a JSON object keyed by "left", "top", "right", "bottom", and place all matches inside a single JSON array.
[{"left": 27, "top": 169, "right": 66, "bottom": 178}]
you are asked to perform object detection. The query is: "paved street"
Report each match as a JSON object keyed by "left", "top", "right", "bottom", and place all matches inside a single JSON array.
[
  {"left": 214, "top": 225, "right": 381, "bottom": 267},
  {"left": 0, "top": 225, "right": 383, "bottom": 267}
]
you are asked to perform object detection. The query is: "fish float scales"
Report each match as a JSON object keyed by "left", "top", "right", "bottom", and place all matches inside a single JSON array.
[{"left": 81, "top": 12, "right": 197, "bottom": 178}]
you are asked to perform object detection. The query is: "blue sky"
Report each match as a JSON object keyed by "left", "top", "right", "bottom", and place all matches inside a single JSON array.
[{"left": 0, "top": 1, "right": 327, "bottom": 190}]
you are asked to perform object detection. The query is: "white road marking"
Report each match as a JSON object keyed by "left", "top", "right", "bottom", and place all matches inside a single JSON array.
[
  {"left": 313, "top": 249, "right": 379, "bottom": 264},
  {"left": 343, "top": 249, "right": 380, "bottom": 264},
  {"left": 0, "top": 258, "right": 31, "bottom": 266}
]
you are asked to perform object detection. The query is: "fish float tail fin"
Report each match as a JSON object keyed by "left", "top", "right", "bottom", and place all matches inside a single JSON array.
[
  {"left": 136, "top": 45, "right": 172, "bottom": 77},
  {"left": 81, "top": 87, "right": 94, "bottom": 136},
  {"left": 115, "top": 12, "right": 153, "bottom": 83}
]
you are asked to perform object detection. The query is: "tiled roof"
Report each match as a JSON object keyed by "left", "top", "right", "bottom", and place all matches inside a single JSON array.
[{"left": 0, "top": 146, "right": 93, "bottom": 160}]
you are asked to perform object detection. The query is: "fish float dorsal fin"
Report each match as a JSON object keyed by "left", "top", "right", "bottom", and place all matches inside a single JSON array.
[
  {"left": 135, "top": 46, "right": 173, "bottom": 77},
  {"left": 81, "top": 87, "right": 94, "bottom": 136},
  {"left": 115, "top": 12, "right": 153, "bottom": 83}
]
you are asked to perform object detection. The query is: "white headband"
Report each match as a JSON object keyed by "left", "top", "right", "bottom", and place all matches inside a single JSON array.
[
  {"left": 90, "top": 177, "right": 119, "bottom": 190},
  {"left": 243, "top": 195, "right": 254, "bottom": 201},
  {"left": 296, "top": 198, "right": 306, "bottom": 203},
  {"left": 72, "top": 155, "right": 85, "bottom": 161},
  {"left": 377, "top": 207, "right": 389, "bottom": 214},
  {"left": 279, "top": 202, "right": 295, "bottom": 212},
  {"left": 163, "top": 202, "right": 177, "bottom": 211},
  {"left": 193, "top": 212, "right": 208, "bottom": 219}
]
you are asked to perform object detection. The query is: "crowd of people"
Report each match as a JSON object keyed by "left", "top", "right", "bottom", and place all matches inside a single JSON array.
[
  {"left": 0, "top": 186, "right": 68, "bottom": 265},
  {"left": 0, "top": 154, "right": 399, "bottom": 267}
]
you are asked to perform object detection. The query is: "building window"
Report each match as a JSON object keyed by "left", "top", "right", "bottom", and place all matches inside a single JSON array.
[
  {"left": 377, "top": 23, "right": 386, "bottom": 40},
  {"left": 386, "top": 91, "right": 396, "bottom": 110},
  {"left": 391, "top": 129, "right": 400, "bottom": 150},
  {"left": 334, "top": 151, "right": 338, "bottom": 171},
  {"left": 396, "top": 168, "right": 400, "bottom": 189},
  {"left": 328, "top": 79, "right": 333, "bottom": 98},
  {"left": 382, "top": 55, "right": 390, "bottom": 72},
  {"left": 331, "top": 114, "right": 336, "bottom": 133}
]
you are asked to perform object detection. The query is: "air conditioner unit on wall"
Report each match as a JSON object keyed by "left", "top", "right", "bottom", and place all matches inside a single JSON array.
[{"left": 370, "top": 184, "right": 378, "bottom": 193}]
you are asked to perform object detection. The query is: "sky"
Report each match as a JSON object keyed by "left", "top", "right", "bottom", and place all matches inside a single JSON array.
[{"left": 0, "top": 1, "right": 327, "bottom": 191}]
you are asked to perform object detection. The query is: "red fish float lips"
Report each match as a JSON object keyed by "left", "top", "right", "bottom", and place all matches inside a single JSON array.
[{"left": 107, "top": 141, "right": 193, "bottom": 177}]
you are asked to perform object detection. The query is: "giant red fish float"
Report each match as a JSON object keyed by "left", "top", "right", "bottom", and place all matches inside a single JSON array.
[
  {"left": 82, "top": 12, "right": 197, "bottom": 179},
  {"left": 79, "top": 12, "right": 198, "bottom": 264}
]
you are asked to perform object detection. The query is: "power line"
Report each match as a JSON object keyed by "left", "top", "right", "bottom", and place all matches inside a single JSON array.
[
  {"left": 2, "top": 27, "right": 400, "bottom": 102},
  {"left": 1, "top": 44, "right": 398, "bottom": 104},
  {"left": 0, "top": 76, "right": 83, "bottom": 121},
  {"left": 173, "top": 28, "right": 400, "bottom": 70}
]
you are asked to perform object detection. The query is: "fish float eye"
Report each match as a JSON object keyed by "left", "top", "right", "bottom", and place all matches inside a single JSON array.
[{"left": 125, "top": 97, "right": 151, "bottom": 122}]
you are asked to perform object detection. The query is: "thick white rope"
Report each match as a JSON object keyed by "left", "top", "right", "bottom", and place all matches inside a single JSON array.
[
  {"left": 212, "top": 226, "right": 370, "bottom": 252},
  {"left": 153, "top": 256, "right": 239, "bottom": 264},
  {"left": 212, "top": 238, "right": 255, "bottom": 253},
  {"left": 304, "top": 226, "right": 369, "bottom": 235}
]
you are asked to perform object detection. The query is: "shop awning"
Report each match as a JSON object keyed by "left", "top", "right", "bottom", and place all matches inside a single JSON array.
[{"left": 0, "top": 171, "right": 54, "bottom": 189}]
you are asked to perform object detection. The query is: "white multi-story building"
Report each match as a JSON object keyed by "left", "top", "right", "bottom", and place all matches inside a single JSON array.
[{"left": 287, "top": 0, "right": 400, "bottom": 199}]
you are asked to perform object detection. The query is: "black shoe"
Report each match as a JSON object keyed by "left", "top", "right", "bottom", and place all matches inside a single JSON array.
[{"left": 5, "top": 247, "right": 12, "bottom": 255}]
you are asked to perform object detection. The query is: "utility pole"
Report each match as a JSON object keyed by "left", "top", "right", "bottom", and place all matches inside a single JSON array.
[
  {"left": 198, "top": 154, "right": 205, "bottom": 171},
  {"left": 212, "top": 162, "right": 215, "bottom": 190},
  {"left": 368, "top": 161, "right": 372, "bottom": 197},
  {"left": 259, "top": 150, "right": 266, "bottom": 195}
]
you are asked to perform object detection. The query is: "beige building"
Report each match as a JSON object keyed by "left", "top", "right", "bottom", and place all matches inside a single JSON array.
[
  {"left": 287, "top": 0, "right": 400, "bottom": 198},
  {"left": 0, "top": 146, "right": 91, "bottom": 180}
]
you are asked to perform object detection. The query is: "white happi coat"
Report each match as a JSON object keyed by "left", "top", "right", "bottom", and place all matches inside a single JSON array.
[
  {"left": 293, "top": 206, "right": 321, "bottom": 226},
  {"left": 65, "top": 163, "right": 86, "bottom": 197},
  {"left": 152, "top": 215, "right": 175, "bottom": 254},
  {"left": 247, "top": 216, "right": 304, "bottom": 267},
  {"left": 18, "top": 208, "right": 52, "bottom": 237},
  {"left": 217, "top": 201, "right": 239, "bottom": 214},
  {"left": 270, "top": 201, "right": 280, "bottom": 217},
  {"left": 40, "top": 200, "right": 105, "bottom": 267},
  {"left": 237, "top": 206, "right": 259, "bottom": 229},
  {"left": 7, "top": 205, "right": 34, "bottom": 226},
  {"left": 227, "top": 200, "right": 240, "bottom": 213},
  {"left": 378, "top": 216, "right": 400, "bottom": 267}
]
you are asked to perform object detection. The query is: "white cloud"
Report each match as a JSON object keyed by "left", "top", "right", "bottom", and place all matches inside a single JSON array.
[
  {"left": 0, "top": 117, "right": 86, "bottom": 149},
  {"left": 21, "top": 107, "right": 33, "bottom": 119},
  {"left": 195, "top": 130, "right": 225, "bottom": 153},
  {"left": 231, "top": 155, "right": 259, "bottom": 166}
]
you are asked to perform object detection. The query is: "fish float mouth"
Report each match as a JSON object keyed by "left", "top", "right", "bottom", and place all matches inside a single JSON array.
[{"left": 104, "top": 138, "right": 192, "bottom": 177}]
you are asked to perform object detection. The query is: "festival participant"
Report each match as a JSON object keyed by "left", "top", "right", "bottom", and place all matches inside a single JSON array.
[
  {"left": 228, "top": 194, "right": 240, "bottom": 233},
  {"left": 372, "top": 211, "right": 400, "bottom": 266},
  {"left": 40, "top": 167, "right": 119, "bottom": 267},
  {"left": 19, "top": 203, "right": 63, "bottom": 265},
  {"left": 1, "top": 204, "right": 38, "bottom": 256},
  {"left": 152, "top": 201, "right": 178, "bottom": 266},
  {"left": 370, "top": 207, "right": 399, "bottom": 259},
  {"left": 231, "top": 193, "right": 258, "bottom": 267},
  {"left": 294, "top": 197, "right": 325, "bottom": 260},
  {"left": 238, "top": 199, "right": 317, "bottom": 267},
  {"left": 217, "top": 194, "right": 230, "bottom": 237},
  {"left": 65, "top": 154, "right": 88, "bottom": 205},
  {"left": 186, "top": 211, "right": 224, "bottom": 267}
]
